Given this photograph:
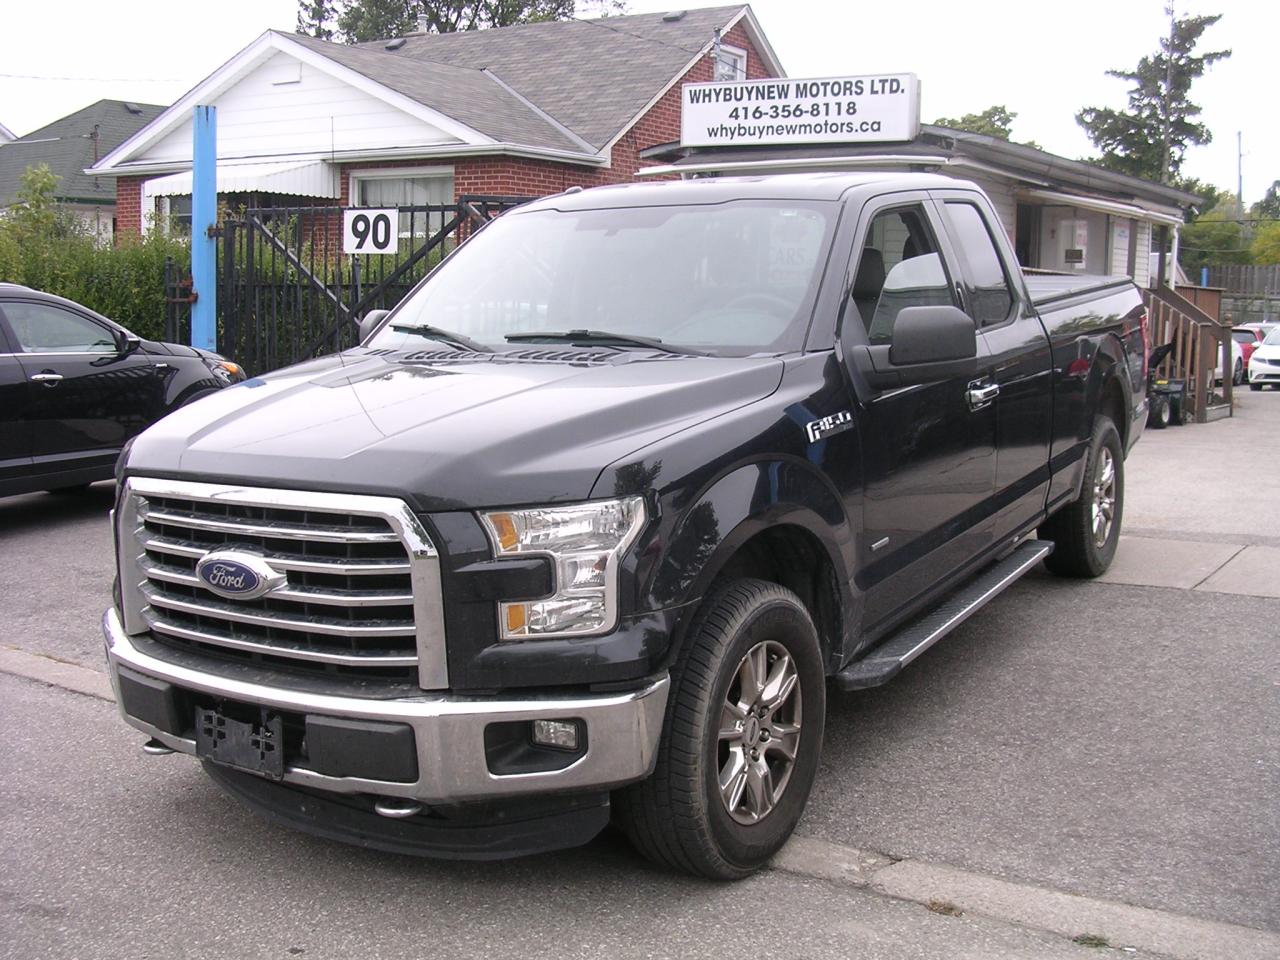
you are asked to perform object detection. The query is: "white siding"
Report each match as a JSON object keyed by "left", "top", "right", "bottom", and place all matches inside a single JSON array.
[
  {"left": 1109, "top": 217, "right": 1133, "bottom": 277},
  {"left": 140, "top": 51, "right": 460, "bottom": 163},
  {"left": 1134, "top": 220, "right": 1151, "bottom": 288}
]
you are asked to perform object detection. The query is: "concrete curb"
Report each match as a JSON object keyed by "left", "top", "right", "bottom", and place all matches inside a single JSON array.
[
  {"left": 0, "top": 645, "right": 114, "bottom": 702},
  {"left": 772, "top": 835, "right": 1280, "bottom": 960}
]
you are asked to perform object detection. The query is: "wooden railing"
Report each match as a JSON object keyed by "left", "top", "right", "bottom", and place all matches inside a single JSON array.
[{"left": 1143, "top": 285, "right": 1233, "bottom": 423}]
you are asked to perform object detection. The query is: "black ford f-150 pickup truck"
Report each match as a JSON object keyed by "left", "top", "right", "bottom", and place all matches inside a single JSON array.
[{"left": 105, "top": 172, "right": 1146, "bottom": 878}]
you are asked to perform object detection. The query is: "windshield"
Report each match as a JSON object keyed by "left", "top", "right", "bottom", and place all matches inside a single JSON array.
[
  {"left": 1264, "top": 326, "right": 1280, "bottom": 346},
  {"left": 369, "top": 200, "right": 837, "bottom": 356}
]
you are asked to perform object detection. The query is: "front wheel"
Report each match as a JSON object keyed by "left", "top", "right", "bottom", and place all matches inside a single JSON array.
[
  {"left": 1040, "top": 416, "right": 1124, "bottom": 578},
  {"left": 1251, "top": 382, "right": 1262, "bottom": 392},
  {"left": 614, "top": 579, "right": 825, "bottom": 879}
]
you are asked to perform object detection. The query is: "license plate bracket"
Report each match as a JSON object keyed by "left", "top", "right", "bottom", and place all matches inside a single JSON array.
[{"left": 195, "top": 707, "right": 284, "bottom": 780}]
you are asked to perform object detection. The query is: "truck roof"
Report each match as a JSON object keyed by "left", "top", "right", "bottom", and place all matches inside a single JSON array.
[{"left": 521, "top": 171, "right": 976, "bottom": 210}]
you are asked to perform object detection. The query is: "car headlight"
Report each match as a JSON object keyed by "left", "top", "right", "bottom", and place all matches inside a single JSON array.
[
  {"left": 205, "top": 358, "right": 245, "bottom": 384},
  {"left": 480, "top": 497, "right": 646, "bottom": 640}
]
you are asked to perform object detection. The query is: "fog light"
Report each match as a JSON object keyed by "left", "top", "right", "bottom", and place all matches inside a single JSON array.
[{"left": 531, "top": 719, "right": 579, "bottom": 751}]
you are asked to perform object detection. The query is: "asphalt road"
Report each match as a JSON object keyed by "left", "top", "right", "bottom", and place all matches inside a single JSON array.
[{"left": 2, "top": 392, "right": 1278, "bottom": 956}]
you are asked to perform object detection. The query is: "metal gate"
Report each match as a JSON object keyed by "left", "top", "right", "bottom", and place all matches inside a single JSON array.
[{"left": 216, "top": 196, "right": 528, "bottom": 375}]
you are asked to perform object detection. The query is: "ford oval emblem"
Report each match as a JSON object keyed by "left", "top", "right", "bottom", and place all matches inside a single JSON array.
[{"left": 195, "top": 550, "right": 285, "bottom": 601}]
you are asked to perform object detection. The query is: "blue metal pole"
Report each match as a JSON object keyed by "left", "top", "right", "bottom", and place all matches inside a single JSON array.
[
  {"left": 1201, "top": 266, "right": 1209, "bottom": 288},
  {"left": 191, "top": 105, "right": 217, "bottom": 351}
]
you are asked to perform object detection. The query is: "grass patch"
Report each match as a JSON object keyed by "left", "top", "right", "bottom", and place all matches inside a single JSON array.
[
  {"left": 1072, "top": 933, "right": 1110, "bottom": 948},
  {"left": 926, "top": 899, "right": 963, "bottom": 917}
]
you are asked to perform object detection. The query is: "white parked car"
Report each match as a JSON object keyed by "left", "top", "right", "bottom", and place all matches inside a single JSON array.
[
  {"left": 1213, "top": 334, "right": 1244, "bottom": 386},
  {"left": 1248, "top": 326, "right": 1280, "bottom": 390}
]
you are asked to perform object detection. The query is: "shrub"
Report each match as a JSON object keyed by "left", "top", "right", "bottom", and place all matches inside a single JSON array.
[{"left": 0, "top": 165, "right": 189, "bottom": 341}]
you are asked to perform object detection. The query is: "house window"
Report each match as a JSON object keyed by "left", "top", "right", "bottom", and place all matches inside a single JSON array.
[
  {"left": 158, "top": 195, "right": 192, "bottom": 236},
  {"left": 350, "top": 167, "right": 454, "bottom": 238},
  {"left": 713, "top": 44, "right": 747, "bottom": 82}
]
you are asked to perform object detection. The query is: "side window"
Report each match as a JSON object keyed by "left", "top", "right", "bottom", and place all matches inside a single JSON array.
[
  {"left": 4, "top": 302, "right": 117, "bottom": 354},
  {"left": 851, "top": 205, "right": 956, "bottom": 345},
  {"left": 943, "top": 202, "right": 1015, "bottom": 327}
]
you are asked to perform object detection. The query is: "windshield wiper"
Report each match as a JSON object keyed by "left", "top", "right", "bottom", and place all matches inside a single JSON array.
[
  {"left": 504, "top": 329, "right": 708, "bottom": 356},
  {"left": 389, "top": 324, "right": 492, "bottom": 353}
]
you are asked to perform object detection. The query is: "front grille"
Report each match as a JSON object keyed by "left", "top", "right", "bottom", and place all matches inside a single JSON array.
[{"left": 117, "top": 479, "right": 448, "bottom": 690}]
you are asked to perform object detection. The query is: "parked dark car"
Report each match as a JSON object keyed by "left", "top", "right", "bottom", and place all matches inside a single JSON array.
[{"left": 0, "top": 283, "right": 245, "bottom": 497}]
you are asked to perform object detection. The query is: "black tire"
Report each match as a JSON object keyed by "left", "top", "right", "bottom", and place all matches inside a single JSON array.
[
  {"left": 1148, "top": 395, "right": 1169, "bottom": 429},
  {"left": 1233, "top": 359, "right": 1244, "bottom": 386},
  {"left": 1040, "top": 416, "right": 1124, "bottom": 578},
  {"left": 1251, "top": 383, "right": 1262, "bottom": 392},
  {"left": 614, "top": 578, "right": 825, "bottom": 880}
]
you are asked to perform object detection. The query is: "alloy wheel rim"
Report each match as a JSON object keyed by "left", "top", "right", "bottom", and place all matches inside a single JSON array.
[
  {"left": 1091, "top": 446, "right": 1116, "bottom": 548},
  {"left": 717, "top": 639, "right": 803, "bottom": 825}
]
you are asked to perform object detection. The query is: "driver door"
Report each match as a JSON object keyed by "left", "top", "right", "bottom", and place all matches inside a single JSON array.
[
  {"left": 843, "top": 196, "right": 998, "bottom": 632},
  {"left": 2, "top": 300, "right": 163, "bottom": 468}
]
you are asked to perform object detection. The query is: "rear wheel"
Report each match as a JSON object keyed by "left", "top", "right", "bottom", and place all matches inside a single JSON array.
[
  {"left": 1233, "top": 359, "right": 1244, "bottom": 386},
  {"left": 614, "top": 578, "right": 825, "bottom": 879},
  {"left": 1040, "top": 416, "right": 1124, "bottom": 578}
]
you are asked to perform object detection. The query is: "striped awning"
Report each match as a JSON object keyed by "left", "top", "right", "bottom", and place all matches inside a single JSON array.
[{"left": 142, "top": 159, "right": 340, "bottom": 199}]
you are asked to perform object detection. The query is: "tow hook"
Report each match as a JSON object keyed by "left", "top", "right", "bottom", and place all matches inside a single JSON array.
[
  {"left": 374, "top": 797, "right": 424, "bottom": 819},
  {"left": 142, "top": 738, "right": 175, "bottom": 755}
]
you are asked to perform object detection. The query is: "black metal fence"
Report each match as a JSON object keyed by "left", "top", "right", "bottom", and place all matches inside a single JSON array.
[{"left": 211, "top": 196, "right": 528, "bottom": 375}]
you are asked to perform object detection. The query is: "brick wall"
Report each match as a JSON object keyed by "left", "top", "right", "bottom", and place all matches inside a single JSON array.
[{"left": 114, "top": 176, "right": 145, "bottom": 241}]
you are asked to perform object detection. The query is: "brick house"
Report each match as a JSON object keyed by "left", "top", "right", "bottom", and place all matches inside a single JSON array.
[{"left": 89, "top": 5, "right": 781, "bottom": 235}]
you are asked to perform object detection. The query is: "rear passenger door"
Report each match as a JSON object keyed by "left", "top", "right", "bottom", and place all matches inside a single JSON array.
[
  {"left": 2, "top": 299, "right": 163, "bottom": 468},
  {"left": 933, "top": 191, "right": 1052, "bottom": 543},
  {"left": 844, "top": 194, "right": 998, "bottom": 632}
]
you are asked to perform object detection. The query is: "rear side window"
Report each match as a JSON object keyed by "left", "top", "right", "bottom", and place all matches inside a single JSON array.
[
  {"left": 943, "top": 202, "right": 1015, "bottom": 327},
  {"left": 851, "top": 205, "right": 956, "bottom": 345},
  {"left": 4, "top": 302, "right": 117, "bottom": 353}
]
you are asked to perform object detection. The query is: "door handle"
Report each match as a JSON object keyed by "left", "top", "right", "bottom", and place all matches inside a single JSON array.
[
  {"left": 30, "top": 372, "right": 64, "bottom": 386},
  {"left": 966, "top": 382, "right": 999, "bottom": 411}
]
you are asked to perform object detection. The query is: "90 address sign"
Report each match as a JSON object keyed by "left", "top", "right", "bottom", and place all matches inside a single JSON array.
[{"left": 343, "top": 209, "right": 399, "bottom": 254}]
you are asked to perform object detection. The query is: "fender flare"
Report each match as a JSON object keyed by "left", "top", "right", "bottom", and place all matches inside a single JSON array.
[{"left": 646, "top": 459, "right": 859, "bottom": 669}]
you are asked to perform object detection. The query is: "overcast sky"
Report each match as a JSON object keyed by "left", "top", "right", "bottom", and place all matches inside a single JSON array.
[{"left": 0, "top": 0, "right": 1269, "bottom": 202}]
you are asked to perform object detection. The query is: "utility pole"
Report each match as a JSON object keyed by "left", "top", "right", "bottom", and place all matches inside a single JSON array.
[
  {"left": 1159, "top": 3, "right": 1175, "bottom": 185},
  {"left": 191, "top": 106, "right": 218, "bottom": 352},
  {"left": 1237, "top": 131, "right": 1243, "bottom": 210}
]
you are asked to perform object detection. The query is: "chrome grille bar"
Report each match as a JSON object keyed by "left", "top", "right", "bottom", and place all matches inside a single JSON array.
[
  {"left": 138, "top": 505, "right": 401, "bottom": 543},
  {"left": 141, "top": 609, "right": 418, "bottom": 667},
  {"left": 139, "top": 532, "right": 412, "bottom": 576},
  {"left": 140, "top": 560, "right": 414, "bottom": 607}
]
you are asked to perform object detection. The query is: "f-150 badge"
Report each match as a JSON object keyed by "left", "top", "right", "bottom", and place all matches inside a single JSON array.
[{"left": 805, "top": 411, "right": 854, "bottom": 443}]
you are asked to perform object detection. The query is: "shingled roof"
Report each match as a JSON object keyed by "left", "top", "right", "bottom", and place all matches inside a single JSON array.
[
  {"left": 338, "top": 5, "right": 762, "bottom": 150},
  {"left": 0, "top": 100, "right": 164, "bottom": 206}
]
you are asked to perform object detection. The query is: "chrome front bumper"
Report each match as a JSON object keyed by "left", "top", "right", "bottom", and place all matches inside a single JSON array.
[{"left": 104, "top": 608, "right": 669, "bottom": 804}]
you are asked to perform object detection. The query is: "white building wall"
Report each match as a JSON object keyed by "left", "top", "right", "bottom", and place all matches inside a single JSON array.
[{"left": 141, "top": 51, "right": 460, "bottom": 163}]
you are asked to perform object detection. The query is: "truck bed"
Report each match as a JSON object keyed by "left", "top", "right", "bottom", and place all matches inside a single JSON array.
[{"left": 1022, "top": 272, "right": 1136, "bottom": 308}]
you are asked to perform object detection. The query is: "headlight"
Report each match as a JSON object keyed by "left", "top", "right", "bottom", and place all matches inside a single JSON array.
[
  {"left": 205, "top": 358, "right": 245, "bottom": 384},
  {"left": 480, "top": 497, "right": 646, "bottom": 640}
]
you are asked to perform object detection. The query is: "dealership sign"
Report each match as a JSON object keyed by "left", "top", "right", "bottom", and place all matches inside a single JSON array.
[{"left": 681, "top": 73, "right": 920, "bottom": 148}]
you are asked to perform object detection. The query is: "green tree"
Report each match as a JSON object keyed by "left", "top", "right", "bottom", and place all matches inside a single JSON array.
[
  {"left": 934, "top": 105, "right": 1018, "bottom": 140},
  {"left": 1178, "top": 190, "right": 1250, "bottom": 274},
  {"left": 327, "top": 0, "right": 579, "bottom": 43},
  {"left": 1252, "top": 180, "right": 1280, "bottom": 221},
  {"left": 297, "top": 0, "right": 337, "bottom": 39},
  {"left": 1252, "top": 221, "right": 1280, "bottom": 265},
  {"left": 1076, "top": 10, "right": 1230, "bottom": 183}
]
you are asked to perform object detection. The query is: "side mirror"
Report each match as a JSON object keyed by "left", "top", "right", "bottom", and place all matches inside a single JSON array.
[
  {"left": 852, "top": 305, "right": 978, "bottom": 390},
  {"left": 359, "top": 309, "right": 390, "bottom": 343},
  {"left": 118, "top": 331, "right": 142, "bottom": 354}
]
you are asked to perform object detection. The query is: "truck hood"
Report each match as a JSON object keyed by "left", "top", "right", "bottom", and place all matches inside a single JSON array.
[{"left": 126, "top": 347, "right": 784, "bottom": 510}]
